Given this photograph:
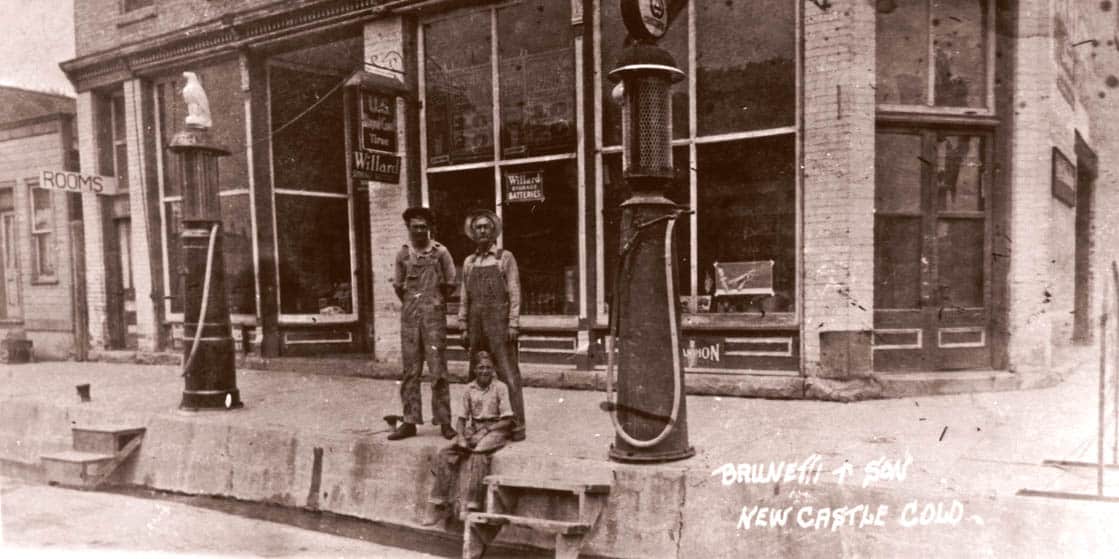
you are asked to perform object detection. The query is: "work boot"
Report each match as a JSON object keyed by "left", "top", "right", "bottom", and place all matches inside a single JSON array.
[
  {"left": 387, "top": 422, "right": 417, "bottom": 440},
  {"left": 440, "top": 424, "right": 457, "bottom": 440},
  {"left": 512, "top": 429, "right": 526, "bottom": 442}
]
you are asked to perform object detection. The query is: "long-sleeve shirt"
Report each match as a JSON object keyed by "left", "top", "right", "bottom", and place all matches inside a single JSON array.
[{"left": 456, "top": 245, "right": 521, "bottom": 328}]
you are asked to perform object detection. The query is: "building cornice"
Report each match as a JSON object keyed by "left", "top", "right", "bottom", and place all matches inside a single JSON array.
[{"left": 61, "top": 0, "right": 426, "bottom": 92}]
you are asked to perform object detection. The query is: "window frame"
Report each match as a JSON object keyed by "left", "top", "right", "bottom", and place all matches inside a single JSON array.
[
  {"left": 592, "top": 0, "right": 801, "bottom": 329},
  {"left": 876, "top": 0, "right": 997, "bottom": 117},
  {"left": 266, "top": 60, "right": 360, "bottom": 325},
  {"left": 26, "top": 179, "right": 58, "bottom": 284},
  {"left": 418, "top": 1, "right": 587, "bottom": 326}
]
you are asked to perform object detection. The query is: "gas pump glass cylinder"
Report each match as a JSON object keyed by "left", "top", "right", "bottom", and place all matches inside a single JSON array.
[{"left": 624, "top": 75, "right": 673, "bottom": 181}]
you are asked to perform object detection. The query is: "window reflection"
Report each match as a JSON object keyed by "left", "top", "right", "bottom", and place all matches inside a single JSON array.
[{"left": 696, "top": 136, "right": 796, "bottom": 314}]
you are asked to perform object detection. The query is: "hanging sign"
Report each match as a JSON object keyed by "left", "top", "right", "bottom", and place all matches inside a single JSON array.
[
  {"left": 504, "top": 169, "right": 545, "bottom": 203},
  {"left": 352, "top": 150, "right": 400, "bottom": 183},
  {"left": 38, "top": 169, "right": 118, "bottom": 195},
  {"left": 621, "top": 0, "right": 669, "bottom": 40},
  {"left": 360, "top": 90, "right": 397, "bottom": 153},
  {"left": 1051, "top": 147, "right": 1076, "bottom": 207}
]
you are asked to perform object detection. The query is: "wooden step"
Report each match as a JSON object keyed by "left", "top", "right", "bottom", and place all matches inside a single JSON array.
[
  {"left": 467, "top": 512, "right": 591, "bottom": 535},
  {"left": 72, "top": 426, "right": 146, "bottom": 454},
  {"left": 483, "top": 475, "right": 612, "bottom": 495},
  {"left": 41, "top": 451, "right": 115, "bottom": 488}
]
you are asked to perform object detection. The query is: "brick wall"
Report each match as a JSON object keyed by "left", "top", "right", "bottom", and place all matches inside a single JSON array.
[
  {"left": 1004, "top": 0, "right": 1056, "bottom": 371},
  {"left": 365, "top": 15, "right": 410, "bottom": 364},
  {"left": 0, "top": 122, "right": 79, "bottom": 359},
  {"left": 75, "top": 0, "right": 279, "bottom": 56},
  {"left": 801, "top": 0, "right": 877, "bottom": 378}
]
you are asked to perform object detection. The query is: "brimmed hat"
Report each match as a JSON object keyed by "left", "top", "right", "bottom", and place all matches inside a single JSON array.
[
  {"left": 402, "top": 206, "right": 435, "bottom": 224},
  {"left": 463, "top": 208, "right": 501, "bottom": 241}
]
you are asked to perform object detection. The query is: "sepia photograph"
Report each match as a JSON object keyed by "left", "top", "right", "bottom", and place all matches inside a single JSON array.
[{"left": 1, "top": 0, "right": 1118, "bottom": 557}]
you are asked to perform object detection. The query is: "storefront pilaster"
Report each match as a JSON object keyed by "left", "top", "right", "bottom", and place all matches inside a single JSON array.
[
  {"left": 364, "top": 15, "right": 412, "bottom": 364},
  {"left": 122, "top": 79, "right": 161, "bottom": 352},
  {"left": 75, "top": 91, "right": 109, "bottom": 351},
  {"left": 800, "top": 0, "right": 877, "bottom": 385},
  {"left": 1004, "top": 0, "right": 1055, "bottom": 372}
]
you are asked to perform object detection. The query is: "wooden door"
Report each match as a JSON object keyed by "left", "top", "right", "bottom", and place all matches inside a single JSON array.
[{"left": 874, "top": 128, "right": 992, "bottom": 371}]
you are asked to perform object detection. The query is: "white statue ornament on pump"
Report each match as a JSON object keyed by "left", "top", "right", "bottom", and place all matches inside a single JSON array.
[{"left": 182, "top": 71, "right": 212, "bottom": 130}]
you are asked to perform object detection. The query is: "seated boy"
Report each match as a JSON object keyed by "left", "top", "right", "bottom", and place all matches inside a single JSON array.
[{"left": 426, "top": 350, "right": 514, "bottom": 524}]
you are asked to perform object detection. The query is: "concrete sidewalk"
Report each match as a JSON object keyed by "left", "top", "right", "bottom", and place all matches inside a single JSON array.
[{"left": 2, "top": 348, "right": 1117, "bottom": 557}]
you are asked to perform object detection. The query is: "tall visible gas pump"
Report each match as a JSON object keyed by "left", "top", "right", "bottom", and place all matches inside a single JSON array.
[
  {"left": 170, "top": 72, "right": 242, "bottom": 411},
  {"left": 604, "top": 0, "right": 693, "bottom": 463}
]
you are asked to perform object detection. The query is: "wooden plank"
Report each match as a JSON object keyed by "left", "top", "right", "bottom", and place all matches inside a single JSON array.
[
  {"left": 483, "top": 475, "right": 611, "bottom": 495},
  {"left": 468, "top": 513, "right": 590, "bottom": 535}
]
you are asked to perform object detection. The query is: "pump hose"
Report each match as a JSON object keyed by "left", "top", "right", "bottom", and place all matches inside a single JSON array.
[
  {"left": 604, "top": 210, "right": 686, "bottom": 448},
  {"left": 182, "top": 223, "right": 219, "bottom": 377}
]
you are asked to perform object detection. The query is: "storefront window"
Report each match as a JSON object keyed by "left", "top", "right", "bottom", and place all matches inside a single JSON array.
[
  {"left": 696, "top": 0, "right": 795, "bottom": 135},
  {"left": 697, "top": 137, "right": 795, "bottom": 314},
  {"left": 155, "top": 58, "right": 256, "bottom": 317},
  {"left": 599, "top": 0, "right": 688, "bottom": 146},
  {"left": 596, "top": 0, "right": 798, "bottom": 321},
  {"left": 424, "top": 11, "right": 494, "bottom": 166},
  {"left": 269, "top": 37, "right": 360, "bottom": 317},
  {"left": 422, "top": 4, "right": 580, "bottom": 316},
  {"left": 876, "top": 0, "right": 989, "bottom": 109},
  {"left": 497, "top": 0, "right": 575, "bottom": 158}
]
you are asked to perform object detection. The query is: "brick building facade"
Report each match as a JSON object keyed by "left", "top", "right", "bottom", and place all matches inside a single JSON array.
[
  {"left": 0, "top": 87, "right": 86, "bottom": 360},
  {"left": 59, "top": 0, "right": 1119, "bottom": 398}
]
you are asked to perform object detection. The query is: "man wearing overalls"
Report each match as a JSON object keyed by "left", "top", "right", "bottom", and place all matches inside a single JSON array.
[
  {"left": 457, "top": 209, "right": 527, "bottom": 442},
  {"left": 388, "top": 207, "right": 458, "bottom": 441}
]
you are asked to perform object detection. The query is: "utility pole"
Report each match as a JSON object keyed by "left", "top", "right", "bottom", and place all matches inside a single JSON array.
[
  {"left": 170, "top": 72, "right": 242, "bottom": 411},
  {"left": 605, "top": 0, "right": 693, "bottom": 463}
]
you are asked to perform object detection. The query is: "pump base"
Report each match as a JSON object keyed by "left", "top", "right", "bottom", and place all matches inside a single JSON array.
[
  {"left": 179, "top": 388, "right": 243, "bottom": 411},
  {"left": 608, "top": 444, "right": 695, "bottom": 464}
]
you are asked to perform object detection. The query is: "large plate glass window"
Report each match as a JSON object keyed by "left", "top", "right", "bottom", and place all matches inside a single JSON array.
[
  {"left": 876, "top": 0, "right": 992, "bottom": 111},
  {"left": 421, "top": 1, "right": 579, "bottom": 317},
  {"left": 155, "top": 59, "right": 256, "bottom": 318},
  {"left": 596, "top": 0, "right": 797, "bottom": 321},
  {"left": 268, "top": 37, "right": 362, "bottom": 320}
]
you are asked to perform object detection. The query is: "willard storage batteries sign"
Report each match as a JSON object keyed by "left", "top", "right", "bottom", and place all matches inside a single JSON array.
[{"left": 503, "top": 169, "right": 545, "bottom": 203}]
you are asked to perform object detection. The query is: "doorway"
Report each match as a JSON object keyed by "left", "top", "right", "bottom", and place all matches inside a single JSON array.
[
  {"left": 873, "top": 128, "right": 993, "bottom": 371},
  {"left": 0, "top": 210, "right": 21, "bottom": 320},
  {"left": 1072, "top": 134, "right": 1097, "bottom": 343}
]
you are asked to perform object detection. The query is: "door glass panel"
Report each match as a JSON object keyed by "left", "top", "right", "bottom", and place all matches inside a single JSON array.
[
  {"left": 935, "top": 134, "right": 984, "bottom": 212},
  {"left": 275, "top": 194, "right": 353, "bottom": 315},
  {"left": 875, "top": 133, "right": 923, "bottom": 214},
  {"left": 427, "top": 168, "right": 496, "bottom": 280},
  {"left": 932, "top": 0, "right": 987, "bottom": 108},
  {"left": 875, "top": 217, "right": 922, "bottom": 309},
  {"left": 876, "top": 0, "right": 929, "bottom": 105},
  {"left": 936, "top": 218, "right": 983, "bottom": 307}
]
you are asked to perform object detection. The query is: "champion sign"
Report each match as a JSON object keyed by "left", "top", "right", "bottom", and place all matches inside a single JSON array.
[{"left": 38, "top": 169, "right": 118, "bottom": 195}]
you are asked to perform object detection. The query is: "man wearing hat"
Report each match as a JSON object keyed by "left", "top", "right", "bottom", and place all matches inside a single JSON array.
[
  {"left": 457, "top": 209, "right": 527, "bottom": 441},
  {"left": 388, "top": 206, "right": 458, "bottom": 441}
]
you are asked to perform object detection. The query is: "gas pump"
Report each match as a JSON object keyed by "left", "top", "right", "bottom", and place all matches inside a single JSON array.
[
  {"left": 170, "top": 72, "right": 242, "bottom": 411},
  {"left": 603, "top": 1, "right": 693, "bottom": 463}
]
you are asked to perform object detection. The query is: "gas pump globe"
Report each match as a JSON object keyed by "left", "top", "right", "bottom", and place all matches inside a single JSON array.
[{"left": 603, "top": 2, "right": 693, "bottom": 463}]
